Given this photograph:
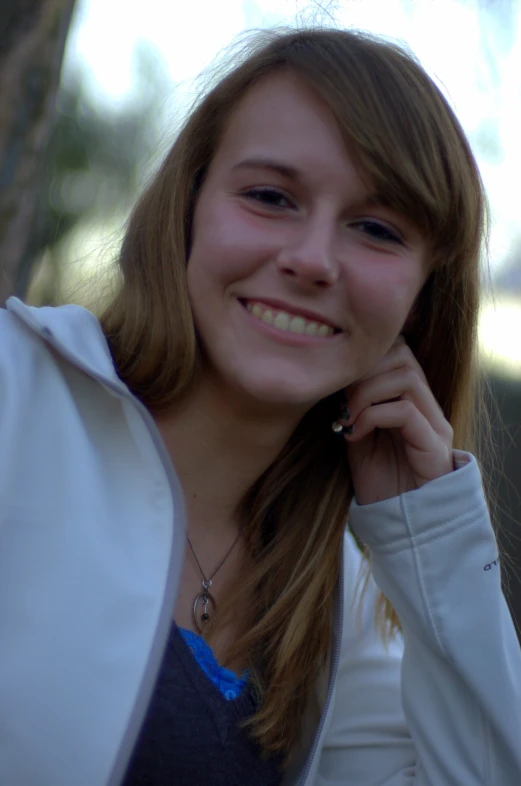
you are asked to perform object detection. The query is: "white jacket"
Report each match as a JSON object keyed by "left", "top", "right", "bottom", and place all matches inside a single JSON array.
[{"left": 0, "top": 295, "right": 520, "bottom": 786}]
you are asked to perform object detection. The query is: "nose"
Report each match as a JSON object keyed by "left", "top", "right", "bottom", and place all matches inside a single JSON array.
[{"left": 275, "top": 215, "right": 340, "bottom": 288}]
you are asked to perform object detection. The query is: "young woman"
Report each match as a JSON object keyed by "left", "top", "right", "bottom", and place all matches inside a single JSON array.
[{"left": 0, "top": 27, "right": 520, "bottom": 786}]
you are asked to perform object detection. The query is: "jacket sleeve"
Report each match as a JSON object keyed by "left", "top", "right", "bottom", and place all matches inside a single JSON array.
[{"left": 315, "top": 451, "right": 521, "bottom": 785}]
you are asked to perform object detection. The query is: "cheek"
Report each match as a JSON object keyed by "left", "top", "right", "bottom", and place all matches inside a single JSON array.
[
  {"left": 189, "top": 198, "right": 274, "bottom": 287},
  {"left": 187, "top": 203, "right": 271, "bottom": 337},
  {"left": 349, "top": 263, "right": 423, "bottom": 331}
]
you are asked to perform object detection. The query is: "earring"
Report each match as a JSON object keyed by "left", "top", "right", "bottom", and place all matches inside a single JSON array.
[{"left": 331, "top": 399, "right": 353, "bottom": 435}]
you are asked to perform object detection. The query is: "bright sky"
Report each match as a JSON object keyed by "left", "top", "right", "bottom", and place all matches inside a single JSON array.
[{"left": 59, "top": 0, "right": 521, "bottom": 376}]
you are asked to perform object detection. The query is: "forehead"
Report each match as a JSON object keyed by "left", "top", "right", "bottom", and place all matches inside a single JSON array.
[{"left": 210, "top": 71, "right": 367, "bottom": 190}]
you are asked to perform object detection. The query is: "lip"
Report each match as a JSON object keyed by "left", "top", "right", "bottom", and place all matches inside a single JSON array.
[{"left": 239, "top": 297, "right": 342, "bottom": 332}]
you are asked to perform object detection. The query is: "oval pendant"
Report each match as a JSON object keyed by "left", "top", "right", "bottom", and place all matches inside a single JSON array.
[{"left": 193, "top": 591, "right": 217, "bottom": 633}]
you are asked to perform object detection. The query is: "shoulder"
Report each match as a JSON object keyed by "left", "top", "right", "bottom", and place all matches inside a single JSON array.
[
  {"left": 0, "top": 301, "right": 76, "bottom": 402},
  {"left": 0, "top": 304, "right": 35, "bottom": 350},
  {"left": 1, "top": 297, "right": 119, "bottom": 389},
  {"left": 0, "top": 305, "right": 46, "bottom": 392}
]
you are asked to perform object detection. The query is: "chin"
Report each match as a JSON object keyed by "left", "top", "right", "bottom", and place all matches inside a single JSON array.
[{"left": 235, "top": 372, "right": 332, "bottom": 412}]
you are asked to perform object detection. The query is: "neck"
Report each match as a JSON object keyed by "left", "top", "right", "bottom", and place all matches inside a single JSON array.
[{"left": 153, "top": 376, "right": 305, "bottom": 537}]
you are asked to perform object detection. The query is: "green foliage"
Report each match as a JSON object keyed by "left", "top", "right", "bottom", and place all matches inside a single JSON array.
[
  {"left": 46, "top": 42, "right": 166, "bottom": 250},
  {"left": 19, "top": 42, "right": 169, "bottom": 299}
]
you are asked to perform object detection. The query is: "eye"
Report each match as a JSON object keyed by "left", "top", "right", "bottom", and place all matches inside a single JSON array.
[
  {"left": 352, "top": 220, "right": 404, "bottom": 245},
  {"left": 242, "top": 188, "right": 294, "bottom": 209}
]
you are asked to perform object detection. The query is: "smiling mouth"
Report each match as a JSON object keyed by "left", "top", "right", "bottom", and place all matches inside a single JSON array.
[{"left": 242, "top": 300, "right": 338, "bottom": 337}]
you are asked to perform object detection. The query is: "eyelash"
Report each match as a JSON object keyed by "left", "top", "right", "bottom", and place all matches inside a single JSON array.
[
  {"left": 242, "top": 188, "right": 404, "bottom": 244},
  {"left": 351, "top": 220, "right": 404, "bottom": 245},
  {"left": 243, "top": 187, "right": 293, "bottom": 208}
]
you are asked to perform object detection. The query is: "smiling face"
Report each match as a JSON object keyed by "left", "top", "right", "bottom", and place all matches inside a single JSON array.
[{"left": 186, "top": 70, "right": 429, "bottom": 413}]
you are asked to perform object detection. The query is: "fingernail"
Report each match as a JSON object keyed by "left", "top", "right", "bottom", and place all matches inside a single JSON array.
[{"left": 339, "top": 405, "right": 350, "bottom": 421}]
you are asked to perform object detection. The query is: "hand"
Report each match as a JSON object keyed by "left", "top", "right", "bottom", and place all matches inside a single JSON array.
[{"left": 340, "top": 336, "right": 454, "bottom": 505}]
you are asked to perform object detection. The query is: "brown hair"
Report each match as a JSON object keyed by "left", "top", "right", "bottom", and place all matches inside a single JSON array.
[{"left": 98, "top": 28, "right": 488, "bottom": 762}]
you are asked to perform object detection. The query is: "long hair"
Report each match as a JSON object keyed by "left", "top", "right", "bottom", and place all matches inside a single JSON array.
[{"left": 98, "top": 28, "right": 488, "bottom": 762}]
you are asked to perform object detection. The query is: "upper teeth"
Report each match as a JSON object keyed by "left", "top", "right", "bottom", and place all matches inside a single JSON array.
[{"left": 245, "top": 302, "right": 334, "bottom": 336}]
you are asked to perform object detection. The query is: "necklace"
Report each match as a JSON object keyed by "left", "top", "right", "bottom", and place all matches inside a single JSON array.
[{"left": 186, "top": 526, "right": 244, "bottom": 634}]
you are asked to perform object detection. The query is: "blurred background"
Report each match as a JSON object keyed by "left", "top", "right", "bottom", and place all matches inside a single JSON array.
[{"left": 0, "top": 0, "right": 520, "bottom": 636}]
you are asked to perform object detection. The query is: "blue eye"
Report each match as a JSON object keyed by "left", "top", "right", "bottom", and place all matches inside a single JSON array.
[
  {"left": 243, "top": 188, "right": 293, "bottom": 208},
  {"left": 353, "top": 220, "right": 404, "bottom": 244}
]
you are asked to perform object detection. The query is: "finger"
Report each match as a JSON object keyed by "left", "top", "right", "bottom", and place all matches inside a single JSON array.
[
  {"left": 342, "top": 367, "right": 451, "bottom": 440},
  {"left": 345, "top": 399, "right": 434, "bottom": 446},
  {"left": 351, "top": 338, "right": 428, "bottom": 388},
  {"left": 344, "top": 400, "right": 453, "bottom": 479}
]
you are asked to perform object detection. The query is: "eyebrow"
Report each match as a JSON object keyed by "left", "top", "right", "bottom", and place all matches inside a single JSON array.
[
  {"left": 231, "top": 156, "right": 389, "bottom": 209},
  {"left": 231, "top": 157, "right": 301, "bottom": 180}
]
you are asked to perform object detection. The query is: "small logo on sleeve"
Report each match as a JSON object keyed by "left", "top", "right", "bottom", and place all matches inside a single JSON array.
[{"left": 483, "top": 557, "right": 499, "bottom": 571}]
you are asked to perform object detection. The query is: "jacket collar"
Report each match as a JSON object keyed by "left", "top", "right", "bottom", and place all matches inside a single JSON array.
[{"left": 6, "top": 296, "right": 124, "bottom": 390}]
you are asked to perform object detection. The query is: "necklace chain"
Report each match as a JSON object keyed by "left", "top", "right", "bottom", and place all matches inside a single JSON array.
[
  {"left": 186, "top": 525, "right": 245, "bottom": 632},
  {"left": 186, "top": 525, "right": 244, "bottom": 586}
]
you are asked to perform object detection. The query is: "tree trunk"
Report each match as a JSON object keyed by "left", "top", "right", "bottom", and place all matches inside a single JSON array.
[{"left": 0, "top": 0, "right": 76, "bottom": 304}]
